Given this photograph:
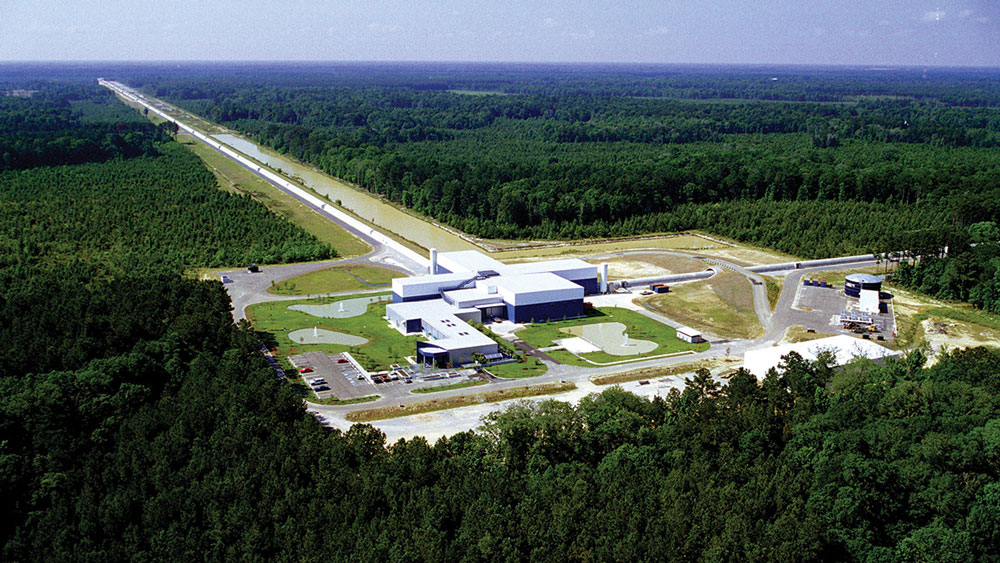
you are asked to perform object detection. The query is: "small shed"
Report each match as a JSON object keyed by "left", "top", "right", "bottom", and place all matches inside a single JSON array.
[{"left": 676, "top": 326, "right": 705, "bottom": 343}]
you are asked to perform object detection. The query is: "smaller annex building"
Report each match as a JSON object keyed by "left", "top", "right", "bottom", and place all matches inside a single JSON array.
[
  {"left": 387, "top": 250, "right": 600, "bottom": 367},
  {"left": 676, "top": 326, "right": 705, "bottom": 343},
  {"left": 742, "top": 334, "right": 899, "bottom": 380}
]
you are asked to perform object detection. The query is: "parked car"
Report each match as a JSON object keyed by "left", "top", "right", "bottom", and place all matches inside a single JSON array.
[
  {"left": 299, "top": 366, "right": 314, "bottom": 374},
  {"left": 336, "top": 358, "right": 348, "bottom": 364},
  {"left": 312, "top": 385, "right": 330, "bottom": 391},
  {"left": 309, "top": 378, "right": 327, "bottom": 386}
]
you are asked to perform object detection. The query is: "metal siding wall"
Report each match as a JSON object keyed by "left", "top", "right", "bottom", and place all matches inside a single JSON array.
[
  {"left": 572, "top": 277, "right": 600, "bottom": 295},
  {"left": 405, "top": 319, "right": 422, "bottom": 333},
  {"left": 392, "top": 293, "right": 402, "bottom": 303},
  {"left": 401, "top": 294, "right": 438, "bottom": 303},
  {"left": 845, "top": 280, "right": 861, "bottom": 298},
  {"left": 511, "top": 299, "right": 584, "bottom": 323}
]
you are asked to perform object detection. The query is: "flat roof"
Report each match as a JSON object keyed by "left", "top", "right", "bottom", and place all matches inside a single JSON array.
[
  {"left": 846, "top": 273, "right": 883, "bottom": 284},
  {"left": 743, "top": 335, "right": 899, "bottom": 379},
  {"left": 436, "top": 250, "right": 505, "bottom": 272},
  {"left": 676, "top": 326, "right": 703, "bottom": 337},
  {"left": 387, "top": 299, "right": 496, "bottom": 350},
  {"left": 395, "top": 271, "right": 471, "bottom": 288},
  {"left": 387, "top": 298, "right": 479, "bottom": 320},
  {"left": 859, "top": 289, "right": 880, "bottom": 314},
  {"left": 489, "top": 272, "right": 583, "bottom": 294},
  {"left": 445, "top": 287, "right": 495, "bottom": 301},
  {"left": 501, "top": 258, "right": 595, "bottom": 276}
]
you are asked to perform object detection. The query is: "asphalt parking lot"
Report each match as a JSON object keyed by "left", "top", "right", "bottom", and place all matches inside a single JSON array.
[
  {"left": 289, "top": 351, "right": 376, "bottom": 400},
  {"left": 794, "top": 284, "right": 895, "bottom": 343}
]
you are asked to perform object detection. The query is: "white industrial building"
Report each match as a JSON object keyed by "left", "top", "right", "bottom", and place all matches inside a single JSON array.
[
  {"left": 676, "top": 326, "right": 705, "bottom": 343},
  {"left": 387, "top": 249, "right": 602, "bottom": 367},
  {"left": 742, "top": 334, "right": 900, "bottom": 379}
]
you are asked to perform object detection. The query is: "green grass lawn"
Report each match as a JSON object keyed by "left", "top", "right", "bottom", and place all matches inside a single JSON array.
[
  {"left": 246, "top": 293, "right": 418, "bottom": 371},
  {"left": 411, "top": 380, "right": 489, "bottom": 394},
  {"left": 486, "top": 358, "right": 548, "bottom": 378},
  {"left": 516, "top": 307, "right": 708, "bottom": 366},
  {"left": 268, "top": 264, "right": 400, "bottom": 295}
]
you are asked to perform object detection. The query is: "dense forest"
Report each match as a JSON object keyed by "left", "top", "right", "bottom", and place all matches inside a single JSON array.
[
  {"left": 98, "top": 62, "right": 1000, "bottom": 256},
  {"left": 894, "top": 221, "right": 1000, "bottom": 314},
  {"left": 3, "top": 65, "right": 1000, "bottom": 561},
  {"left": 5, "top": 276, "right": 1000, "bottom": 561},
  {"left": 0, "top": 83, "right": 335, "bottom": 270}
]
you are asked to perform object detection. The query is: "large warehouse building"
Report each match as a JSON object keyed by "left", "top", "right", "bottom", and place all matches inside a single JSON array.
[
  {"left": 742, "top": 335, "right": 899, "bottom": 379},
  {"left": 387, "top": 250, "right": 600, "bottom": 367}
]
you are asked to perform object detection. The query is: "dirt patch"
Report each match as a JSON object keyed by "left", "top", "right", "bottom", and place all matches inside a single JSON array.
[
  {"left": 604, "top": 260, "right": 672, "bottom": 280},
  {"left": 782, "top": 325, "right": 837, "bottom": 344},
  {"left": 919, "top": 317, "right": 1000, "bottom": 366},
  {"left": 602, "top": 253, "right": 708, "bottom": 280}
]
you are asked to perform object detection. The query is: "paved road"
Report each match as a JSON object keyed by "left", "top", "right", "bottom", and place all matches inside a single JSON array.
[
  {"left": 304, "top": 253, "right": 880, "bottom": 417},
  {"left": 222, "top": 256, "right": 412, "bottom": 322}
]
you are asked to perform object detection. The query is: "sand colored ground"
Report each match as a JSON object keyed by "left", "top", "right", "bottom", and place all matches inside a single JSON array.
[
  {"left": 601, "top": 253, "right": 709, "bottom": 280},
  {"left": 918, "top": 318, "right": 1000, "bottom": 366},
  {"left": 781, "top": 325, "right": 838, "bottom": 344},
  {"left": 887, "top": 285, "right": 1000, "bottom": 365}
]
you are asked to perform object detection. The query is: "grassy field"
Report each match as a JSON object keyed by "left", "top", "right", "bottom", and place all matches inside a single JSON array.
[
  {"left": 516, "top": 307, "right": 708, "bottom": 366},
  {"left": 640, "top": 270, "right": 763, "bottom": 340},
  {"left": 489, "top": 233, "right": 724, "bottom": 259},
  {"left": 246, "top": 293, "right": 418, "bottom": 370},
  {"left": 486, "top": 358, "right": 548, "bottom": 378},
  {"left": 345, "top": 381, "right": 577, "bottom": 422},
  {"left": 268, "top": 264, "right": 399, "bottom": 295},
  {"left": 178, "top": 134, "right": 371, "bottom": 258},
  {"left": 591, "top": 356, "right": 740, "bottom": 386},
  {"left": 411, "top": 380, "right": 488, "bottom": 394},
  {"left": 812, "top": 265, "right": 886, "bottom": 288},
  {"left": 764, "top": 277, "right": 782, "bottom": 311}
]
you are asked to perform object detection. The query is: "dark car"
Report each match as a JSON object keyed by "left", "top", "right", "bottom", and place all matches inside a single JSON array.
[{"left": 312, "top": 385, "right": 330, "bottom": 391}]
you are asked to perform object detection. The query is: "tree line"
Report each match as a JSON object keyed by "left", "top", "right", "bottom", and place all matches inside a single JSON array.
[
  {"left": 0, "top": 85, "right": 166, "bottom": 171},
  {"left": 123, "top": 66, "right": 1000, "bottom": 256}
]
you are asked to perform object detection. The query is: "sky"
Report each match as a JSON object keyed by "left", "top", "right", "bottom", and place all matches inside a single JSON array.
[{"left": 2, "top": 0, "right": 999, "bottom": 67}]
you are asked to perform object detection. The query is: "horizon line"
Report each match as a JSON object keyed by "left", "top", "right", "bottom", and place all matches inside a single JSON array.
[{"left": 2, "top": 59, "right": 1000, "bottom": 70}]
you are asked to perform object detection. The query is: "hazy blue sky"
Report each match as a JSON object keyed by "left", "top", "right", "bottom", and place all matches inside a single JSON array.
[{"left": 2, "top": 1, "right": 998, "bottom": 66}]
